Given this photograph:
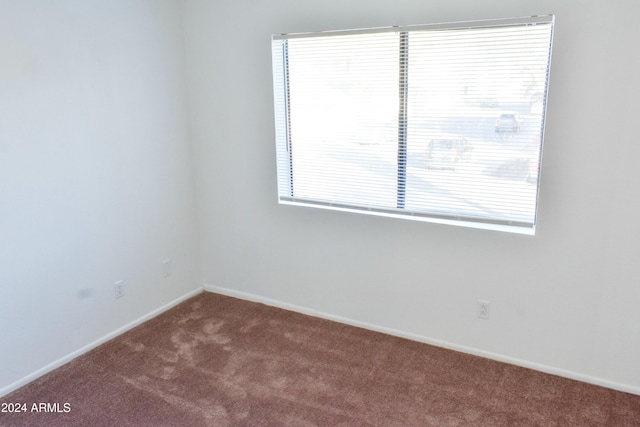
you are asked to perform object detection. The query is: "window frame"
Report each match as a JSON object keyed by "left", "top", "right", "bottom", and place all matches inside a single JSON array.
[{"left": 272, "top": 15, "right": 555, "bottom": 235}]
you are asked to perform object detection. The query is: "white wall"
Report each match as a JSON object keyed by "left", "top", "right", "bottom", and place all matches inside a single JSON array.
[
  {"left": 184, "top": 0, "right": 640, "bottom": 393},
  {"left": 2, "top": 0, "right": 639, "bottom": 399},
  {"left": 0, "top": 0, "right": 200, "bottom": 394}
]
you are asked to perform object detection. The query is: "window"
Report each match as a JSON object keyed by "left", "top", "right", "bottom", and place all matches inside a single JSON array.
[{"left": 271, "top": 16, "right": 554, "bottom": 234}]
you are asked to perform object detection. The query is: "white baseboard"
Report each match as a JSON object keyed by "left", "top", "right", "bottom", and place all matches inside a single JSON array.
[
  {"left": 0, "top": 288, "right": 203, "bottom": 398},
  {"left": 204, "top": 283, "right": 640, "bottom": 397}
]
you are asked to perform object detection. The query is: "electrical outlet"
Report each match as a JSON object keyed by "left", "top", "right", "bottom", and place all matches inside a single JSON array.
[
  {"left": 114, "top": 280, "right": 125, "bottom": 299},
  {"left": 162, "top": 259, "right": 172, "bottom": 277},
  {"left": 477, "top": 300, "right": 490, "bottom": 319}
]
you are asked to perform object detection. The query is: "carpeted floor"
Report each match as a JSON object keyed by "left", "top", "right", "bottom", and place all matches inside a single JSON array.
[{"left": 2, "top": 292, "right": 640, "bottom": 426}]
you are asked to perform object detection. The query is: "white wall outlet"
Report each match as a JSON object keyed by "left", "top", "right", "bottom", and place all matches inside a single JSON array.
[
  {"left": 114, "top": 280, "right": 125, "bottom": 299},
  {"left": 477, "top": 300, "right": 490, "bottom": 319},
  {"left": 162, "top": 259, "right": 172, "bottom": 277}
]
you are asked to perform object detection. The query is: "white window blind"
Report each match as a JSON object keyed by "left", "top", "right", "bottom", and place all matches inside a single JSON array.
[{"left": 272, "top": 16, "right": 554, "bottom": 234}]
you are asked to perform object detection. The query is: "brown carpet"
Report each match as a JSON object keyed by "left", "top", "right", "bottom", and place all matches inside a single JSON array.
[{"left": 2, "top": 292, "right": 639, "bottom": 426}]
